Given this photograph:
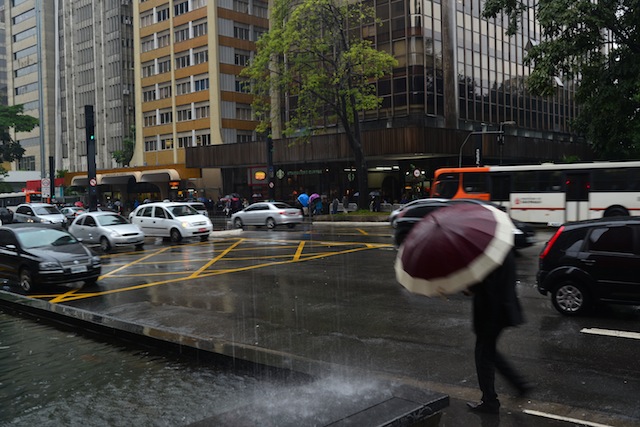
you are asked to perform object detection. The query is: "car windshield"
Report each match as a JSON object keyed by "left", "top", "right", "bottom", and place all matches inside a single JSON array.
[
  {"left": 190, "top": 203, "right": 206, "bottom": 210},
  {"left": 97, "top": 214, "right": 128, "bottom": 226},
  {"left": 16, "top": 228, "right": 79, "bottom": 248},
  {"left": 34, "top": 206, "right": 61, "bottom": 215},
  {"left": 168, "top": 205, "right": 198, "bottom": 217}
]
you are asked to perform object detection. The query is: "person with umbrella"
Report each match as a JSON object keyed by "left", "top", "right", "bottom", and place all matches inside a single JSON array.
[{"left": 394, "top": 203, "right": 531, "bottom": 415}]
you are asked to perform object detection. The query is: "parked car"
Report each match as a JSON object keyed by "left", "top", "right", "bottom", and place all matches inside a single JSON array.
[
  {"left": 69, "top": 211, "right": 145, "bottom": 252},
  {"left": 60, "top": 206, "right": 86, "bottom": 227},
  {"left": 0, "top": 223, "right": 101, "bottom": 292},
  {"left": 12, "top": 203, "right": 66, "bottom": 226},
  {"left": 537, "top": 217, "right": 640, "bottom": 316},
  {"left": 388, "top": 198, "right": 448, "bottom": 228},
  {"left": 393, "top": 198, "right": 536, "bottom": 249},
  {"left": 231, "top": 202, "right": 303, "bottom": 229},
  {"left": 186, "top": 202, "right": 209, "bottom": 217},
  {"left": 129, "top": 201, "right": 212, "bottom": 242},
  {"left": 0, "top": 207, "right": 14, "bottom": 224}
]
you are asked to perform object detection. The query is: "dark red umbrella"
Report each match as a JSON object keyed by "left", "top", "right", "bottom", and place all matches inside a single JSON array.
[{"left": 394, "top": 203, "right": 514, "bottom": 297}]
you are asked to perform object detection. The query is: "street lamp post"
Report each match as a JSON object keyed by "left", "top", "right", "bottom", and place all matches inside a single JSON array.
[{"left": 458, "top": 121, "right": 516, "bottom": 168}]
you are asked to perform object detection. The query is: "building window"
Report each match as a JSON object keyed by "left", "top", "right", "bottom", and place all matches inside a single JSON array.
[
  {"left": 176, "top": 54, "right": 191, "bottom": 69},
  {"left": 141, "top": 35, "right": 155, "bottom": 52},
  {"left": 159, "top": 111, "right": 173, "bottom": 124},
  {"left": 144, "top": 138, "right": 158, "bottom": 152},
  {"left": 234, "top": 0, "right": 249, "bottom": 13},
  {"left": 235, "top": 79, "right": 250, "bottom": 93},
  {"left": 176, "top": 80, "right": 191, "bottom": 95},
  {"left": 236, "top": 104, "right": 253, "bottom": 120},
  {"left": 234, "top": 24, "right": 250, "bottom": 40},
  {"left": 13, "top": 8, "right": 35, "bottom": 25},
  {"left": 160, "top": 137, "right": 173, "bottom": 150},
  {"left": 254, "top": 0, "right": 268, "bottom": 18},
  {"left": 235, "top": 50, "right": 250, "bottom": 66},
  {"left": 178, "top": 135, "right": 193, "bottom": 148},
  {"left": 174, "top": 1, "right": 189, "bottom": 16},
  {"left": 156, "top": 7, "right": 170, "bottom": 22},
  {"left": 18, "top": 156, "right": 36, "bottom": 171},
  {"left": 195, "top": 133, "right": 211, "bottom": 146},
  {"left": 237, "top": 130, "right": 253, "bottom": 143},
  {"left": 14, "top": 64, "right": 38, "bottom": 78},
  {"left": 194, "top": 77, "right": 209, "bottom": 92},
  {"left": 14, "top": 27, "right": 37, "bottom": 43},
  {"left": 140, "top": 11, "right": 154, "bottom": 28},
  {"left": 143, "top": 112, "right": 157, "bottom": 126},
  {"left": 142, "top": 61, "right": 155, "bottom": 77},
  {"left": 175, "top": 25, "right": 190, "bottom": 43},
  {"left": 158, "top": 84, "right": 172, "bottom": 99},
  {"left": 143, "top": 88, "right": 156, "bottom": 102},
  {"left": 177, "top": 107, "right": 193, "bottom": 122},
  {"left": 193, "top": 49, "right": 208, "bottom": 65},
  {"left": 157, "top": 31, "right": 171, "bottom": 48},
  {"left": 194, "top": 104, "right": 209, "bottom": 119},
  {"left": 193, "top": 20, "right": 208, "bottom": 38},
  {"left": 157, "top": 57, "right": 171, "bottom": 74}
]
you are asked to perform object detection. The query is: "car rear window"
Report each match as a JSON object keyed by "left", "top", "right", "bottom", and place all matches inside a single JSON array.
[{"left": 547, "top": 227, "right": 589, "bottom": 257}]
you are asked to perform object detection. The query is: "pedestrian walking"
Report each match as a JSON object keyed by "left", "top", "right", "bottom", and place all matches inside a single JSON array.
[
  {"left": 342, "top": 194, "right": 349, "bottom": 213},
  {"left": 465, "top": 249, "right": 532, "bottom": 414}
]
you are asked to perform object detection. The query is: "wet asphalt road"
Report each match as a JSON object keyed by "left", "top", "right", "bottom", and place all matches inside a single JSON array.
[{"left": 2, "top": 222, "right": 640, "bottom": 426}]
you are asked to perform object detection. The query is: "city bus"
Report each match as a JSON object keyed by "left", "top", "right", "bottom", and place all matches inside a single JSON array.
[
  {"left": 0, "top": 191, "right": 43, "bottom": 208},
  {"left": 430, "top": 161, "right": 640, "bottom": 225}
]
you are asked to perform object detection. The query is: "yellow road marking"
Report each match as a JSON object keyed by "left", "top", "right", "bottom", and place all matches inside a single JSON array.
[
  {"left": 356, "top": 228, "right": 368, "bottom": 235},
  {"left": 40, "top": 237, "right": 392, "bottom": 303},
  {"left": 293, "top": 241, "right": 305, "bottom": 260}
]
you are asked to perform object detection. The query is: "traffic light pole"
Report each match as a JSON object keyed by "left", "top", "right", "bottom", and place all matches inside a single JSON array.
[{"left": 85, "top": 105, "right": 98, "bottom": 211}]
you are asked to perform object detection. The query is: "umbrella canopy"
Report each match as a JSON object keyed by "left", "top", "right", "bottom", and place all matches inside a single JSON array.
[
  {"left": 297, "top": 193, "right": 310, "bottom": 207},
  {"left": 395, "top": 203, "right": 514, "bottom": 297},
  {"left": 309, "top": 193, "right": 320, "bottom": 203}
]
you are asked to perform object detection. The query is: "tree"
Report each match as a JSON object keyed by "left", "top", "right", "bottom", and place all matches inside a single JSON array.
[
  {"left": 482, "top": 0, "right": 640, "bottom": 159},
  {"left": 0, "top": 105, "right": 39, "bottom": 173},
  {"left": 112, "top": 125, "right": 135, "bottom": 166},
  {"left": 242, "top": 0, "right": 397, "bottom": 209}
]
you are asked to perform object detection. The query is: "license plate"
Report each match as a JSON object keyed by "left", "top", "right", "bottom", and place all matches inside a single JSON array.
[
  {"left": 70, "top": 265, "right": 87, "bottom": 274},
  {"left": 198, "top": 228, "right": 206, "bottom": 232}
]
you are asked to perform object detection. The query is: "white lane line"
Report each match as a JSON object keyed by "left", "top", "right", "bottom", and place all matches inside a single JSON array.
[
  {"left": 524, "top": 409, "right": 613, "bottom": 427},
  {"left": 581, "top": 328, "right": 640, "bottom": 340}
]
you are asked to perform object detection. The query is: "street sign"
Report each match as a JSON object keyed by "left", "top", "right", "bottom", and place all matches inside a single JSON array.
[
  {"left": 90, "top": 178, "right": 97, "bottom": 187},
  {"left": 41, "top": 178, "right": 51, "bottom": 198}
]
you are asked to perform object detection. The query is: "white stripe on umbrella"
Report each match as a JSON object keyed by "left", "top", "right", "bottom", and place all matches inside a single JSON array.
[{"left": 394, "top": 204, "right": 514, "bottom": 297}]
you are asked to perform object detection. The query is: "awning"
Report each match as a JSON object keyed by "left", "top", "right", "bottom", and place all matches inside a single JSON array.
[{"left": 140, "top": 169, "right": 180, "bottom": 182}]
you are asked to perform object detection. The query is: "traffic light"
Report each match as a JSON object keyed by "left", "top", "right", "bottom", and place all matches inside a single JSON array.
[{"left": 85, "top": 105, "right": 95, "bottom": 143}]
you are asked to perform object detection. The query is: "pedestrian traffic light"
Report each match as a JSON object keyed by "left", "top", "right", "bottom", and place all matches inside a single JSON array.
[{"left": 85, "top": 105, "right": 95, "bottom": 143}]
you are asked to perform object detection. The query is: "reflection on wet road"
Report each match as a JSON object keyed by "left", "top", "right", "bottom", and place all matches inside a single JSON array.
[{"left": 31, "top": 235, "right": 394, "bottom": 304}]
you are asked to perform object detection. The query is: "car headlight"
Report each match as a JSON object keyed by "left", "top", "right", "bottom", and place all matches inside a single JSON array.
[
  {"left": 181, "top": 221, "right": 190, "bottom": 228},
  {"left": 39, "top": 261, "right": 62, "bottom": 271},
  {"left": 91, "top": 255, "right": 101, "bottom": 266},
  {"left": 109, "top": 231, "right": 120, "bottom": 238}
]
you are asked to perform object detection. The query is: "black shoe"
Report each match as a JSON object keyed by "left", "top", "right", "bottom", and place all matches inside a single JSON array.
[{"left": 467, "top": 401, "right": 500, "bottom": 414}]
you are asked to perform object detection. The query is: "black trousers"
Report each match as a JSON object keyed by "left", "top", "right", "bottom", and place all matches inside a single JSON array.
[{"left": 474, "top": 330, "right": 524, "bottom": 406}]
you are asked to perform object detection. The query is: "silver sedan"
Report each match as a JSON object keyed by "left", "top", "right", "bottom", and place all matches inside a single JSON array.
[
  {"left": 69, "top": 211, "right": 145, "bottom": 252},
  {"left": 231, "top": 202, "right": 303, "bottom": 229}
]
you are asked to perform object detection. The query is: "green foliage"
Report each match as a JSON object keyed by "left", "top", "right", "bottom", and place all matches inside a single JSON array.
[
  {"left": 0, "top": 104, "right": 38, "bottom": 163},
  {"left": 482, "top": 0, "right": 640, "bottom": 159},
  {"left": 112, "top": 125, "right": 136, "bottom": 166},
  {"left": 242, "top": 0, "right": 397, "bottom": 208},
  {"left": 56, "top": 169, "right": 68, "bottom": 178}
]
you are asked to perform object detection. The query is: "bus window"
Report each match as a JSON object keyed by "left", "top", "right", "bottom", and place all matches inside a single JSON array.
[
  {"left": 432, "top": 173, "right": 459, "bottom": 198},
  {"left": 462, "top": 172, "right": 488, "bottom": 193},
  {"left": 490, "top": 174, "right": 510, "bottom": 201}
]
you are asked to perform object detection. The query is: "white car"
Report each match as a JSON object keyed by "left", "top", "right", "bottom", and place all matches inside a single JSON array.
[
  {"left": 13, "top": 203, "right": 66, "bottom": 226},
  {"left": 231, "top": 201, "right": 303, "bottom": 229},
  {"left": 69, "top": 211, "right": 145, "bottom": 252},
  {"left": 129, "top": 202, "right": 212, "bottom": 242}
]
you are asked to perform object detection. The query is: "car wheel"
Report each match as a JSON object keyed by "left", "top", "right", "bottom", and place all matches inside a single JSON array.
[
  {"left": 19, "top": 268, "right": 35, "bottom": 293},
  {"left": 100, "top": 236, "right": 111, "bottom": 252},
  {"left": 200, "top": 234, "right": 209, "bottom": 242},
  {"left": 287, "top": 223, "right": 296, "bottom": 229},
  {"left": 266, "top": 217, "right": 276, "bottom": 229},
  {"left": 170, "top": 228, "right": 182, "bottom": 243},
  {"left": 551, "top": 280, "right": 591, "bottom": 316},
  {"left": 234, "top": 218, "right": 244, "bottom": 229}
]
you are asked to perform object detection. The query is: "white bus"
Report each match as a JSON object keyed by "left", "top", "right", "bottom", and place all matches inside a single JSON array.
[
  {"left": 0, "top": 191, "right": 43, "bottom": 208},
  {"left": 431, "top": 161, "right": 640, "bottom": 225}
]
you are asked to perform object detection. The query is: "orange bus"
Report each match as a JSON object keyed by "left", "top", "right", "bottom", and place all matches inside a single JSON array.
[{"left": 430, "top": 161, "right": 640, "bottom": 225}]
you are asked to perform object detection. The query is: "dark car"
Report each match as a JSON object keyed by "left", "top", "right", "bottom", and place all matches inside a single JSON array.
[
  {"left": 393, "top": 198, "right": 536, "bottom": 249},
  {"left": 0, "top": 223, "right": 102, "bottom": 293},
  {"left": 0, "top": 207, "right": 13, "bottom": 224},
  {"left": 537, "top": 217, "right": 640, "bottom": 316}
]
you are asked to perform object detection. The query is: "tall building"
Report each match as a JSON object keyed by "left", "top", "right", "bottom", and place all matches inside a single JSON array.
[
  {"left": 57, "top": 0, "right": 136, "bottom": 173},
  {"left": 4, "top": 0, "right": 56, "bottom": 177},
  {"left": 0, "top": 2, "right": 7, "bottom": 106},
  {"left": 186, "top": 0, "right": 592, "bottom": 203},
  {"left": 124, "top": 0, "right": 267, "bottom": 202}
]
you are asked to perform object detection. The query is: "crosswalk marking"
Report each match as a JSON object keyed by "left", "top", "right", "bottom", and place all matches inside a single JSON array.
[{"left": 581, "top": 328, "right": 640, "bottom": 340}]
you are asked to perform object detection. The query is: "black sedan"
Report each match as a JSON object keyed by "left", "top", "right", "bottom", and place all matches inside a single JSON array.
[
  {"left": 0, "top": 224, "right": 101, "bottom": 292},
  {"left": 393, "top": 198, "right": 536, "bottom": 249}
]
